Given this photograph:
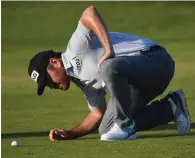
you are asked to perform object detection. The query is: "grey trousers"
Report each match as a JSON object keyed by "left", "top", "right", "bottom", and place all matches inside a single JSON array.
[{"left": 99, "top": 47, "right": 175, "bottom": 135}]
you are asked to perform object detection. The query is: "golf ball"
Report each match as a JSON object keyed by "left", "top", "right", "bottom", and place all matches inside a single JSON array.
[{"left": 11, "top": 141, "right": 19, "bottom": 147}]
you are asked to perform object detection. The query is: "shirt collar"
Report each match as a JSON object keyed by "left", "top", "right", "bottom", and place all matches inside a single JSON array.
[
  {"left": 61, "top": 52, "right": 79, "bottom": 78},
  {"left": 61, "top": 52, "right": 71, "bottom": 69}
]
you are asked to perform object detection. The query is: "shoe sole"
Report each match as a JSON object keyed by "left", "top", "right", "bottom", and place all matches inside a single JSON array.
[
  {"left": 100, "top": 133, "right": 136, "bottom": 142},
  {"left": 127, "top": 133, "right": 137, "bottom": 140},
  {"left": 176, "top": 89, "right": 191, "bottom": 134}
]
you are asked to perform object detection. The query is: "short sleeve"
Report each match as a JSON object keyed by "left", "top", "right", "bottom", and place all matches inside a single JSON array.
[
  {"left": 66, "top": 21, "right": 92, "bottom": 58},
  {"left": 77, "top": 21, "right": 91, "bottom": 36},
  {"left": 82, "top": 88, "right": 106, "bottom": 111}
]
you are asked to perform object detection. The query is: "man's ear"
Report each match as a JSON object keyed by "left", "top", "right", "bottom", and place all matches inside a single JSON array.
[{"left": 49, "top": 58, "right": 61, "bottom": 68}]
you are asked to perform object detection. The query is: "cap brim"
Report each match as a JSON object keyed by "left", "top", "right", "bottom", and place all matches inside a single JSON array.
[
  {"left": 37, "top": 84, "right": 45, "bottom": 96},
  {"left": 37, "top": 72, "right": 47, "bottom": 96}
]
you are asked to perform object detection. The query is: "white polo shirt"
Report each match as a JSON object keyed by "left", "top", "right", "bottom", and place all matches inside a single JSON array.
[{"left": 61, "top": 21, "right": 159, "bottom": 111}]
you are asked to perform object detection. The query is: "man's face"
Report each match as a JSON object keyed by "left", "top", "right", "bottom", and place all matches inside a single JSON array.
[{"left": 46, "top": 58, "right": 71, "bottom": 91}]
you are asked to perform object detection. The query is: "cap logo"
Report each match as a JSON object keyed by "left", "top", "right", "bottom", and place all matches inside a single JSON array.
[{"left": 31, "top": 70, "right": 39, "bottom": 82}]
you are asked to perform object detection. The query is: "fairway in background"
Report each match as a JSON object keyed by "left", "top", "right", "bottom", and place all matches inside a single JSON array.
[{"left": 2, "top": 2, "right": 195, "bottom": 158}]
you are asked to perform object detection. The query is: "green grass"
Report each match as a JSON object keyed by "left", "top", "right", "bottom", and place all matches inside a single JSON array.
[{"left": 1, "top": 1, "right": 195, "bottom": 158}]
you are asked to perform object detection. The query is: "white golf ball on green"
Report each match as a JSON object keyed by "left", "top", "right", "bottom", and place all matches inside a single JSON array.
[{"left": 11, "top": 141, "right": 19, "bottom": 147}]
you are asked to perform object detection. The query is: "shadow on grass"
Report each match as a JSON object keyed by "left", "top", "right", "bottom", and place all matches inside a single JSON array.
[
  {"left": 138, "top": 131, "right": 195, "bottom": 139},
  {"left": 1, "top": 131, "right": 49, "bottom": 139},
  {"left": 148, "top": 122, "right": 195, "bottom": 131},
  {"left": 1, "top": 131, "right": 99, "bottom": 140},
  {"left": 2, "top": 123, "right": 195, "bottom": 139}
]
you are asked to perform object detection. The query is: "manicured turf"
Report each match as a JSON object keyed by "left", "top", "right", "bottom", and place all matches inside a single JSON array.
[{"left": 1, "top": 2, "right": 195, "bottom": 158}]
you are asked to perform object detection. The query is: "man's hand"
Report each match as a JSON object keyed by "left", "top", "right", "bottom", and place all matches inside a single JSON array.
[
  {"left": 49, "top": 128, "right": 70, "bottom": 141},
  {"left": 49, "top": 104, "right": 106, "bottom": 141},
  {"left": 97, "top": 50, "right": 115, "bottom": 71}
]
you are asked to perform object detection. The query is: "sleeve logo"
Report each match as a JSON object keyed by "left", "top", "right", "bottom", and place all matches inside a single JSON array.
[
  {"left": 76, "top": 58, "right": 81, "bottom": 70},
  {"left": 31, "top": 70, "right": 39, "bottom": 82}
]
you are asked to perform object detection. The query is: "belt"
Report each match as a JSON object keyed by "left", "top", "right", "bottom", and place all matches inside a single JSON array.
[{"left": 139, "top": 45, "right": 164, "bottom": 54}]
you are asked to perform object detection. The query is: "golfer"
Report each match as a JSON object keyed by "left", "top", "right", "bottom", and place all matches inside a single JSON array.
[{"left": 28, "top": 6, "right": 191, "bottom": 141}]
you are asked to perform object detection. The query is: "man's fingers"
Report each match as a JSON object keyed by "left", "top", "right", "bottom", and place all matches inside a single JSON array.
[
  {"left": 49, "top": 129, "right": 55, "bottom": 141},
  {"left": 49, "top": 128, "right": 67, "bottom": 141},
  {"left": 98, "top": 56, "right": 109, "bottom": 71},
  {"left": 55, "top": 128, "right": 64, "bottom": 135},
  {"left": 98, "top": 52, "right": 115, "bottom": 71}
]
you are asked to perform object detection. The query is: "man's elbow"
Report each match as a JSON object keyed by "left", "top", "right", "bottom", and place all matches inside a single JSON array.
[
  {"left": 94, "top": 110, "right": 104, "bottom": 121},
  {"left": 83, "top": 5, "right": 96, "bottom": 15},
  {"left": 80, "top": 6, "right": 96, "bottom": 24}
]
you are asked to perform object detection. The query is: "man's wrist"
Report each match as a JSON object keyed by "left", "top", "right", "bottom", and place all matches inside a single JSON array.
[{"left": 65, "top": 130, "right": 77, "bottom": 140}]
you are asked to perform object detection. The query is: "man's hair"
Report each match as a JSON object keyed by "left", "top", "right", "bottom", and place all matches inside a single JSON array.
[{"left": 51, "top": 50, "right": 62, "bottom": 59}]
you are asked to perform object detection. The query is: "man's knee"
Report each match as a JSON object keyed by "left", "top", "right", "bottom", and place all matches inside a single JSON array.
[{"left": 98, "top": 116, "right": 110, "bottom": 136}]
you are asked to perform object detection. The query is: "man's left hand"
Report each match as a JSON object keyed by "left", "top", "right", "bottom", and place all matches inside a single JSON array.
[{"left": 98, "top": 50, "right": 115, "bottom": 71}]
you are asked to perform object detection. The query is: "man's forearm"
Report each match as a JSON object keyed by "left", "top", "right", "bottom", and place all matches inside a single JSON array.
[
  {"left": 67, "top": 109, "right": 103, "bottom": 139},
  {"left": 49, "top": 104, "right": 106, "bottom": 141},
  {"left": 68, "top": 122, "right": 99, "bottom": 139}
]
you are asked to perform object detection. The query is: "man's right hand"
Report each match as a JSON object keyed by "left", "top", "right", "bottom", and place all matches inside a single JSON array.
[
  {"left": 49, "top": 104, "right": 105, "bottom": 141},
  {"left": 49, "top": 128, "right": 70, "bottom": 141}
]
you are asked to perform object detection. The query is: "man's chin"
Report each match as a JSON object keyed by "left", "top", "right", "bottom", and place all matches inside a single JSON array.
[{"left": 62, "top": 84, "right": 70, "bottom": 91}]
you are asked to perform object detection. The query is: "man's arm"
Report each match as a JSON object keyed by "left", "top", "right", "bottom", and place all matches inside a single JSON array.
[
  {"left": 49, "top": 104, "right": 106, "bottom": 141},
  {"left": 68, "top": 103, "right": 106, "bottom": 139},
  {"left": 80, "top": 6, "right": 115, "bottom": 70}
]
